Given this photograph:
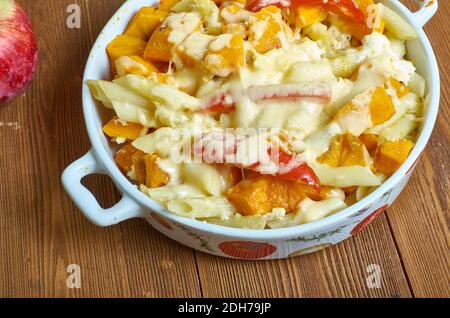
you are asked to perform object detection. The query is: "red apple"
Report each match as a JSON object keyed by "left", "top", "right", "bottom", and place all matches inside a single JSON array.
[{"left": 0, "top": 0, "right": 38, "bottom": 103}]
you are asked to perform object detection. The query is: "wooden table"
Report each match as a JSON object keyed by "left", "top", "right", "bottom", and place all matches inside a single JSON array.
[{"left": 0, "top": 0, "right": 448, "bottom": 298}]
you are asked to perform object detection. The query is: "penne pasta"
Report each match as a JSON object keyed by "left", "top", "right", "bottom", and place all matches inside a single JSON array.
[
  {"left": 310, "top": 162, "right": 381, "bottom": 187},
  {"left": 377, "top": 3, "right": 418, "bottom": 40},
  {"left": 268, "top": 198, "right": 346, "bottom": 228},
  {"left": 167, "top": 196, "right": 236, "bottom": 219}
]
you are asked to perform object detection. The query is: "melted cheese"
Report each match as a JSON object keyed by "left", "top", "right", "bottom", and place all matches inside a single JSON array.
[{"left": 165, "top": 12, "right": 202, "bottom": 45}]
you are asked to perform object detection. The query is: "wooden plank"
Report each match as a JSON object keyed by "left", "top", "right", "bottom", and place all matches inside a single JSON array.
[
  {"left": 196, "top": 215, "right": 412, "bottom": 298},
  {"left": 0, "top": 0, "right": 201, "bottom": 298},
  {"left": 384, "top": 0, "right": 450, "bottom": 298}
]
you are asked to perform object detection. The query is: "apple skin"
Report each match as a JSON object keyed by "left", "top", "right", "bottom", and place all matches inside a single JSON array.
[{"left": 0, "top": 0, "right": 38, "bottom": 103}]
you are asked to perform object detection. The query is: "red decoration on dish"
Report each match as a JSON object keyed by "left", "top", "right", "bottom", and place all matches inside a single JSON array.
[
  {"left": 406, "top": 152, "right": 422, "bottom": 175},
  {"left": 218, "top": 241, "right": 277, "bottom": 259},
  {"left": 350, "top": 204, "right": 388, "bottom": 235}
]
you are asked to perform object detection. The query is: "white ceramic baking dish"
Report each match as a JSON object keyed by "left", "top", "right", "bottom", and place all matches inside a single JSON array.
[{"left": 62, "top": 0, "right": 439, "bottom": 259}]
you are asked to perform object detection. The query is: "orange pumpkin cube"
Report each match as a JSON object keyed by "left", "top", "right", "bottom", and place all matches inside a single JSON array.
[
  {"left": 143, "top": 27, "right": 173, "bottom": 63},
  {"left": 317, "top": 134, "right": 344, "bottom": 167},
  {"left": 115, "top": 143, "right": 139, "bottom": 173},
  {"left": 292, "top": 5, "right": 327, "bottom": 28},
  {"left": 369, "top": 86, "right": 396, "bottom": 126},
  {"left": 299, "top": 184, "right": 333, "bottom": 201},
  {"left": 125, "top": 7, "right": 168, "bottom": 40},
  {"left": 204, "top": 33, "right": 245, "bottom": 77},
  {"left": 359, "top": 133, "right": 379, "bottom": 156},
  {"left": 342, "top": 186, "right": 357, "bottom": 194},
  {"left": 131, "top": 150, "right": 147, "bottom": 184},
  {"left": 373, "top": 139, "right": 414, "bottom": 176},
  {"left": 106, "top": 35, "right": 147, "bottom": 73},
  {"left": 340, "top": 133, "right": 367, "bottom": 166},
  {"left": 145, "top": 154, "right": 170, "bottom": 188},
  {"left": 159, "top": 0, "right": 180, "bottom": 11},
  {"left": 102, "top": 117, "right": 147, "bottom": 141},
  {"left": 318, "top": 133, "right": 367, "bottom": 167},
  {"left": 249, "top": 6, "right": 290, "bottom": 54},
  {"left": 227, "top": 175, "right": 307, "bottom": 216},
  {"left": 386, "top": 77, "right": 410, "bottom": 98}
]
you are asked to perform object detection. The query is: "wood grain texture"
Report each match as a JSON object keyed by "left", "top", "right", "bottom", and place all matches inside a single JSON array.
[
  {"left": 196, "top": 215, "right": 412, "bottom": 298},
  {"left": 384, "top": 0, "right": 450, "bottom": 298},
  {"left": 0, "top": 0, "right": 447, "bottom": 298}
]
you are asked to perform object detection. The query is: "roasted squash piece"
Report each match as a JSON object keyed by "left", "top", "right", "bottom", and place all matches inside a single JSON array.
[
  {"left": 373, "top": 139, "right": 414, "bottom": 176},
  {"left": 145, "top": 154, "right": 170, "bottom": 188},
  {"left": 359, "top": 133, "right": 378, "bottom": 156},
  {"left": 159, "top": 0, "right": 180, "bottom": 11},
  {"left": 102, "top": 117, "right": 147, "bottom": 141},
  {"left": 227, "top": 175, "right": 307, "bottom": 216},
  {"left": 342, "top": 186, "right": 357, "bottom": 194},
  {"left": 115, "top": 55, "right": 160, "bottom": 77},
  {"left": 317, "top": 133, "right": 367, "bottom": 167},
  {"left": 143, "top": 27, "right": 173, "bottom": 62},
  {"left": 125, "top": 7, "right": 168, "bottom": 40},
  {"left": 131, "top": 151, "right": 170, "bottom": 187},
  {"left": 317, "top": 134, "right": 344, "bottom": 167},
  {"left": 291, "top": 5, "right": 327, "bottom": 28},
  {"left": 387, "top": 77, "right": 410, "bottom": 98},
  {"left": 215, "top": 165, "right": 243, "bottom": 190},
  {"left": 249, "top": 6, "right": 290, "bottom": 54},
  {"left": 340, "top": 133, "right": 367, "bottom": 166},
  {"left": 115, "top": 143, "right": 139, "bottom": 173},
  {"left": 106, "top": 35, "right": 147, "bottom": 73},
  {"left": 144, "top": 11, "right": 202, "bottom": 63},
  {"left": 204, "top": 33, "right": 244, "bottom": 77},
  {"left": 299, "top": 184, "right": 333, "bottom": 201},
  {"left": 369, "top": 86, "right": 396, "bottom": 126},
  {"left": 334, "top": 87, "right": 396, "bottom": 133},
  {"left": 132, "top": 150, "right": 147, "bottom": 184}
]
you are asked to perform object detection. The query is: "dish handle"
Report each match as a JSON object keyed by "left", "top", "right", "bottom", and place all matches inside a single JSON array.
[
  {"left": 411, "top": 0, "right": 438, "bottom": 27},
  {"left": 62, "top": 149, "right": 145, "bottom": 227}
]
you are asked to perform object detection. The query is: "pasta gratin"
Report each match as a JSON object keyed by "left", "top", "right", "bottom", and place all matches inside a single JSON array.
[{"left": 88, "top": 0, "right": 425, "bottom": 229}]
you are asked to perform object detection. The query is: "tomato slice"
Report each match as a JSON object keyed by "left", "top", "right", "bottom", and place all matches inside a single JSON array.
[
  {"left": 268, "top": 147, "right": 321, "bottom": 190},
  {"left": 193, "top": 132, "right": 321, "bottom": 190},
  {"left": 202, "top": 93, "right": 235, "bottom": 113},
  {"left": 323, "top": 0, "right": 365, "bottom": 25},
  {"left": 247, "top": 83, "right": 332, "bottom": 103}
]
